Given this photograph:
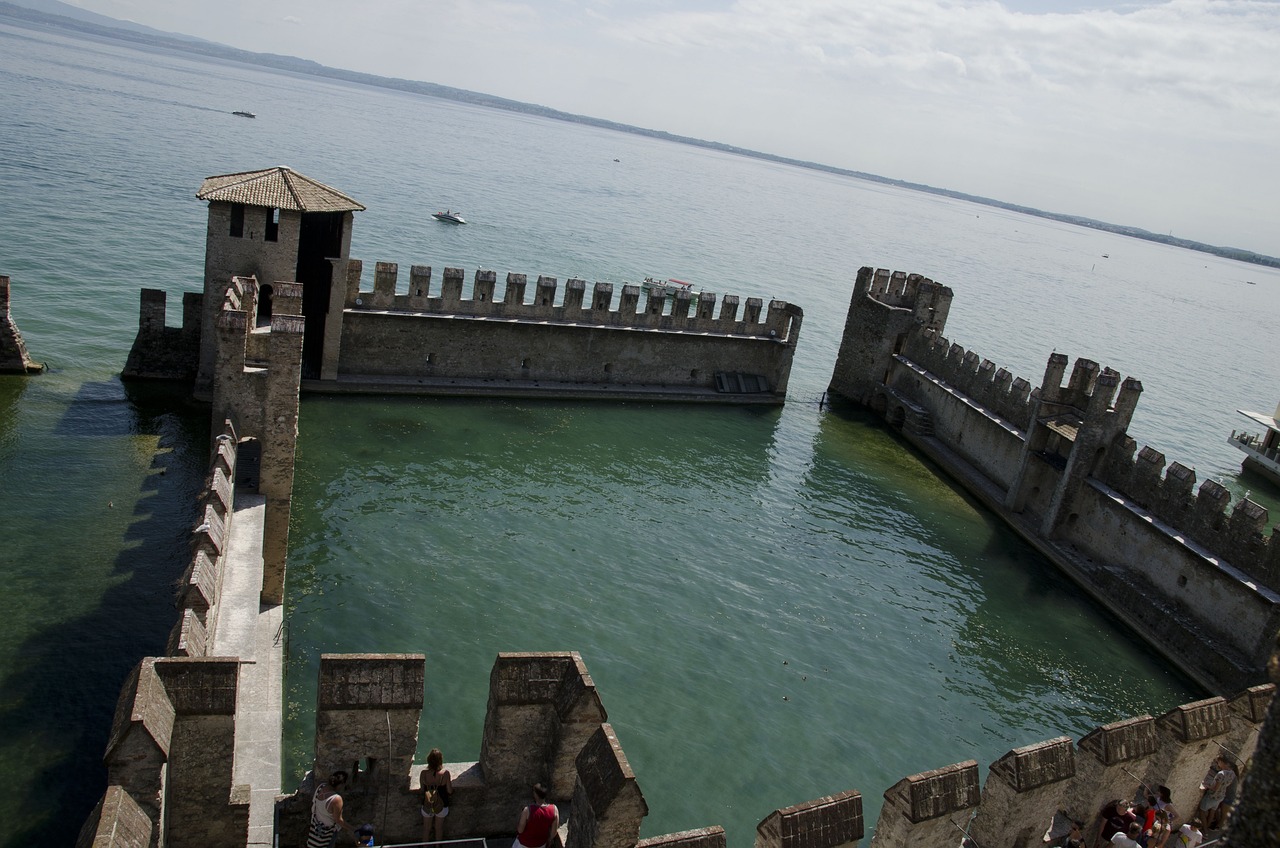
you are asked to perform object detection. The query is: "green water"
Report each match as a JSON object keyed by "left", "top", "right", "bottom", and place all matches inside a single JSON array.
[{"left": 280, "top": 395, "right": 1196, "bottom": 842}]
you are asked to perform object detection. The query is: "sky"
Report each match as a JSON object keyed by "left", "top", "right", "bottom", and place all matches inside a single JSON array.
[{"left": 54, "top": 0, "right": 1280, "bottom": 255}]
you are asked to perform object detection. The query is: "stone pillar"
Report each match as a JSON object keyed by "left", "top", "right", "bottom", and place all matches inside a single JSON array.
[
  {"left": 617, "top": 285, "right": 640, "bottom": 320},
  {"left": 102, "top": 660, "right": 173, "bottom": 847},
  {"left": 409, "top": 265, "right": 433, "bottom": 303},
  {"left": 154, "top": 658, "right": 246, "bottom": 848},
  {"left": 591, "top": 282, "right": 613, "bottom": 314},
  {"left": 259, "top": 313, "right": 304, "bottom": 605},
  {"left": 313, "top": 654, "right": 425, "bottom": 827},
  {"left": 322, "top": 258, "right": 350, "bottom": 381},
  {"left": 637, "top": 828, "right": 726, "bottom": 848},
  {"left": 441, "top": 267, "right": 465, "bottom": 309},
  {"left": 479, "top": 649, "right": 610, "bottom": 826},
  {"left": 1071, "top": 716, "right": 1158, "bottom": 827},
  {"left": 564, "top": 278, "right": 586, "bottom": 312},
  {"left": 371, "top": 262, "right": 397, "bottom": 309},
  {"left": 566, "top": 724, "right": 648, "bottom": 848},
  {"left": 0, "top": 275, "right": 42, "bottom": 374},
  {"left": 76, "top": 785, "right": 156, "bottom": 848},
  {"left": 475, "top": 270, "right": 498, "bottom": 309},
  {"left": 969, "top": 739, "right": 1074, "bottom": 848},
  {"left": 505, "top": 273, "right": 528, "bottom": 307},
  {"left": 533, "top": 276, "right": 559, "bottom": 318},
  {"left": 755, "top": 789, "right": 863, "bottom": 848},
  {"left": 869, "top": 761, "right": 978, "bottom": 848}
]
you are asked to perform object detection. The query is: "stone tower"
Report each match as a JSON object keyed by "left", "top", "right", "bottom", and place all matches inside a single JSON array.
[{"left": 193, "top": 166, "right": 364, "bottom": 395}]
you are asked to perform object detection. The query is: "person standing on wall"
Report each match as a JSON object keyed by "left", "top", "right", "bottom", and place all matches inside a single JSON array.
[
  {"left": 1197, "top": 756, "right": 1236, "bottom": 830},
  {"left": 515, "top": 782, "right": 560, "bottom": 848},
  {"left": 307, "top": 770, "right": 354, "bottom": 848},
  {"left": 420, "top": 748, "right": 454, "bottom": 844}
]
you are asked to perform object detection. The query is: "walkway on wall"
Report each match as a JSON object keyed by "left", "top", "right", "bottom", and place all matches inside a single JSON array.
[{"left": 210, "top": 492, "right": 283, "bottom": 848}]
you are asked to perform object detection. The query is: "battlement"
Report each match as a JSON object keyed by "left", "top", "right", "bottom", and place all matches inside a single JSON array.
[
  {"left": 0, "top": 274, "right": 44, "bottom": 374},
  {"left": 1099, "top": 439, "right": 1280, "bottom": 590},
  {"left": 169, "top": 424, "right": 238, "bottom": 657},
  {"left": 344, "top": 262, "right": 801, "bottom": 342},
  {"left": 855, "top": 268, "right": 953, "bottom": 330},
  {"left": 318, "top": 261, "right": 800, "bottom": 402},
  {"left": 902, "top": 329, "right": 1037, "bottom": 431}
]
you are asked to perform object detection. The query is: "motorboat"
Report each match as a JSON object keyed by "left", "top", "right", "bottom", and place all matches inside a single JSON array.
[
  {"left": 432, "top": 210, "right": 467, "bottom": 224},
  {"left": 232, "top": 110, "right": 256, "bottom": 119},
  {"left": 640, "top": 277, "right": 698, "bottom": 297},
  {"left": 1229, "top": 402, "right": 1280, "bottom": 487}
]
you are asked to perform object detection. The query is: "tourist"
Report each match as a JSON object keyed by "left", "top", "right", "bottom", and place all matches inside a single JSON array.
[
  {"left": 1096, "top": 798, "right": 1138, "bottom": 847},
  {"left": 1111, "top": 821, "right": 1143, "bottom": 848},
  {"left": 420, "top": 748, "right": 454, "bottom": 844},
  {"left": 1174, "top": 818, "right": 1203, "bottom": 848},
  {"left": 1197, "top": 756, "right": 1235, "bottom": 829},
  {"left": 515, "top": 782, "right": 560, "bottom": 848},
  {"left": 1154, "top": 785, "right": 1178, "bottom": 823},
  {"left": 1148, "top": 808, "right": 1173, "bottom": 848},
  {"left": 1056, "top": 819, "right": 1086, "bottom": 848},
  {"left": 306, "top": 770, "right": 354, "bottom": 848}
]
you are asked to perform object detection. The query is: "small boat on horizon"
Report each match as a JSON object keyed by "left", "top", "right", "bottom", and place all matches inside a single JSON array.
[
  {"left": 232, "top": 110, "right": 256, "bottom": 119},
  {"left": 432, "top": 210, "right": 466, "bottom": 224}
]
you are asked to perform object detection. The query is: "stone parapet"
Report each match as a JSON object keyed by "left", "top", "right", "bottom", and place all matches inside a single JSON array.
[{"left": 0, "top": 274, "right": 44, "bottom": 374}]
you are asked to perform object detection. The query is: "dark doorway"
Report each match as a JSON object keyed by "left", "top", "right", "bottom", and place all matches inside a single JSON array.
[
  {"left": 296, "top": 212, "right": 346, "bottom": 378},
  {"left": 236, "top": 438, "right": 261, "bottom": 493},
  {"left": 256, "top": 284, "right": 274, "bottom": 328}
]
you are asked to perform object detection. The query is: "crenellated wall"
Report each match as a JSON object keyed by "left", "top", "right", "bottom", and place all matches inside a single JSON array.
[
  {"left": 320, "top": 261, "right": 801, "bottom": 403},
  {"left": 85, "top": 656, "right": 249, "bottom": 848},
  {"left": 828, "top": 266, "right": 1280, "bottom": 694},
  {"left": 209, "top": 275, "right": 305, "bottom": 605},
  {"left": 0, "top": 274, "right": 43, "bottom": 374},
  {"left": 868, "top": 684, "right": 1274, "bottom": 848},
  {"left": 122, "top": 288, "right": 202, "bottom": 381},
  {"left": 168, "top": 426, "right": 238, "bottom": 657}
]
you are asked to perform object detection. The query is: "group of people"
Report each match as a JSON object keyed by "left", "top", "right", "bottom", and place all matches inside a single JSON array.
[
  {"left": 1069, "top": 754, "right": 1238, "bottom": 848},
  {"left": 304, "top": 748, "right": 562, "bottom": 848}
]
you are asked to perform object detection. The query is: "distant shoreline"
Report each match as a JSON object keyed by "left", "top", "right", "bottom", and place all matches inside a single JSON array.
[{"left": 3, "top": 0, "right": 1276, "bottom": 270}]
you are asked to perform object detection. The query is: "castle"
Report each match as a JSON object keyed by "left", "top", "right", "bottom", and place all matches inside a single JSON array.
[
  {"left": 827, "top": 267, "right": 1280, "bottom": 696},
  {"left": 37, "top": 171, "right": 1280, "bottom": 846}
]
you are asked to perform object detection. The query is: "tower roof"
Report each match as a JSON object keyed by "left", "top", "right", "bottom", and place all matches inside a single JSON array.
[{"left": 196, "top": 166, "right": 365, "bottom": 213}]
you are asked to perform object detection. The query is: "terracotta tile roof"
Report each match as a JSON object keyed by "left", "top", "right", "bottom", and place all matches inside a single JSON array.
[{"left": 196, "top": 166, "right": 365, "bottom": 213}]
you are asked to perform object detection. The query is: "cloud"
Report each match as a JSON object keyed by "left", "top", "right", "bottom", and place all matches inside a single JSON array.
[{"left": 602, "top": 0, "right": 1278, "bottom": 111}]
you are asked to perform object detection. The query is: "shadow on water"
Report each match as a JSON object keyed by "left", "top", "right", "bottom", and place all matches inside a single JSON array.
[
  {"left": 812, "top": 401, "right": 1202, "bottom": 729},
  {"left": 0, "top": 378, "right": 208, "bottom": 847}
]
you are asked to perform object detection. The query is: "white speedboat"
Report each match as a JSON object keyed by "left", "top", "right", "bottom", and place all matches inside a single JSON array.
[
  {"left": 432, "top": 210, "right": 466, "bottom": 224},
  {"left": 1229, "top": 402, "right": 1280, "bottom": 486},
  {"left": 640, "top": 277, "right": 698, "bottom": 297},
  {"left": 232, "top": 110, "right": 256, "bottom": 119}
]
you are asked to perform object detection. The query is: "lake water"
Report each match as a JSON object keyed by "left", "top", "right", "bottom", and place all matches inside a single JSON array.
[{"left": 2, "top": 20, "right": 1278, "bottom": 848}]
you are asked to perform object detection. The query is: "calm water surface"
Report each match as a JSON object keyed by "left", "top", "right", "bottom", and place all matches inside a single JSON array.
[{"left": 2, "top": 21, "right": 1277, "bottom": 847}]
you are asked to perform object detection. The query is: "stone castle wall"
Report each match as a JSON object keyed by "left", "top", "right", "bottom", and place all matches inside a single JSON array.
[
  {"left": 321, "top": 261, "right": 801, "bottom": 401},
  {"left": 0, "top": 274, "right": 43, "bottom": 374},
  {"left": 121, "top": 288, "right": 202, "bottom": 381},
  {"left": 828, "top": 266, "right": 1280, "bottom": 694}
]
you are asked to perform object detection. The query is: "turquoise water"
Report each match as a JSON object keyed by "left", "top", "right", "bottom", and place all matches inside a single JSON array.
[{"left": 2, "top": 20, "right": 1278, "bottom": 847}]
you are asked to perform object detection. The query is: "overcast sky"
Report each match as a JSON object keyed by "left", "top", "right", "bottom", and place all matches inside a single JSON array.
[{"left": 61, "top": 0, "right": 1280, "bottom": 255}]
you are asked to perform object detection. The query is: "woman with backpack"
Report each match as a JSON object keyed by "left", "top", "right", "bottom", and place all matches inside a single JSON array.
[{"left": 420, "top": 748, "right": 454, "bottom": 844}]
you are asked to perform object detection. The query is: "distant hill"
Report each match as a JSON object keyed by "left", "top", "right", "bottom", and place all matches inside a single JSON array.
[
  {"left": 2, "top": 0, "right": 1276, "bottom": 269},
  {"left": 7, "top": 0, "right": 211, "bottom": 43}
]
